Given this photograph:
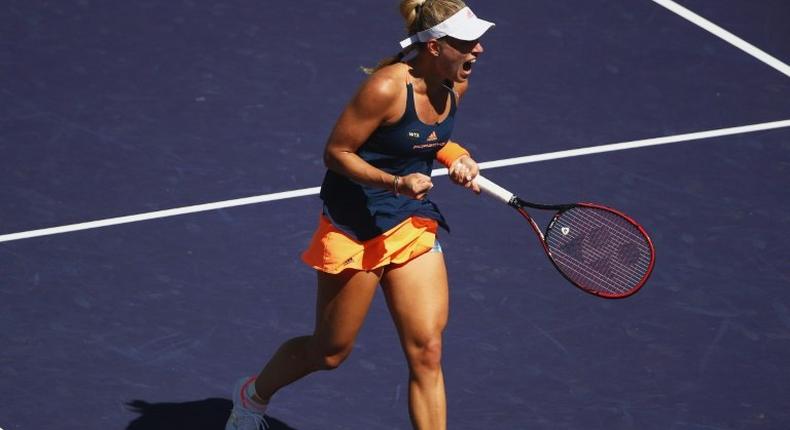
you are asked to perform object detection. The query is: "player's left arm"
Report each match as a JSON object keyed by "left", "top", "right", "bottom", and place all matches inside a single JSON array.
[{"left": 436, "top": 80, "right": 480, "bottom": 192}]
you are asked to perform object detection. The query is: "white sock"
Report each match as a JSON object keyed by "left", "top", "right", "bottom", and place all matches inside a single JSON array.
[{"left": 242, "top": 377, "right": 268, "bottom": 413}]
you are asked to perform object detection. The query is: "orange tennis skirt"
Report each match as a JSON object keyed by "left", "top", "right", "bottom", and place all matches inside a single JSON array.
[{"left": 301, "top": 215, "right": 439, "bottom": 274}]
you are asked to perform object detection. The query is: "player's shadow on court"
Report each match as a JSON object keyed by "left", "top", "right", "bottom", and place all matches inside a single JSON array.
[{"left": 125, "top": 399, "right": 296, "bottom": 430}]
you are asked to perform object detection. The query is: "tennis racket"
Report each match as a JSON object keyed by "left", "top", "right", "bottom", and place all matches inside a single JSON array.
[{"left": 474, "top": 175, "right": 655, "bottom": 299}]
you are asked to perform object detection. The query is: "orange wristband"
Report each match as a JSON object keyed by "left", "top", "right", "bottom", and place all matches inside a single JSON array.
[{"left": 435, "top": 142, "right": 470, "bottom": 168}]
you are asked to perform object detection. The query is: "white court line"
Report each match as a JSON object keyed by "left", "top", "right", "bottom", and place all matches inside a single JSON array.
[
  {"left": 651, "top": 0, "right": 790, "bottom": 78},
  {"left": 1, "top": 118, "right": 789, "bottom": 244}
]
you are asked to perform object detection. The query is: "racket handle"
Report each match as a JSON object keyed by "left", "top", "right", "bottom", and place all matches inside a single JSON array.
[{"left": 475, "top": 174, "right": 515, "bottom": 205}]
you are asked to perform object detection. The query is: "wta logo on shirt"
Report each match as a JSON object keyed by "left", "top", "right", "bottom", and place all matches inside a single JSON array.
[{"left": 407, "top": 130, "right": 438, "bottom": 142}]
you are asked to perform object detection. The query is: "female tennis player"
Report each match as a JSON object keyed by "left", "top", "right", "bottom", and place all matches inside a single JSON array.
[{"left": 226, "top": 1, "right": 494, "bottom": 429}]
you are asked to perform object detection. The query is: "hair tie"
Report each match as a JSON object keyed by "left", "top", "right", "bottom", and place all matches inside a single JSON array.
[{"left": 415, "top": 1, "right": 424, "bottom": 16}]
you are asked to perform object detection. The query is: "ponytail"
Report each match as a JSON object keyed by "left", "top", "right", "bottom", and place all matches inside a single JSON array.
[
  {"left": 361, "top": 0, "right": 466, "bottom": 75},
  {"left": 361, "top": 46, "right": 414, "bottom": 75}
]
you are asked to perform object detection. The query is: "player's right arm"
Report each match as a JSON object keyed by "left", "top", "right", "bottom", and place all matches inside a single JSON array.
[{"left": 323, "top": 72, "right": 432, "bottom": 200}]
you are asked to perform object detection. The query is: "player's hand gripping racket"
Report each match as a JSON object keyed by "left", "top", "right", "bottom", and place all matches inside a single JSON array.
[{"left": 475, "top": 175, "right": 655, "bottom": 298}]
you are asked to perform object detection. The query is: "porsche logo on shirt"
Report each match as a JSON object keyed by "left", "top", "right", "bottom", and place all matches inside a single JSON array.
[{"left": 410, "top": 130, "right": 444, "bottom": 150}]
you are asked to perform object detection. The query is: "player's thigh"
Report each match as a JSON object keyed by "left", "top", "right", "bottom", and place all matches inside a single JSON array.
[
  {"left": 313, "top": 268, "right": 382, "bottom": 353},
  {"left": 381, "top": 251, "right": 449, "bottom": 348}
]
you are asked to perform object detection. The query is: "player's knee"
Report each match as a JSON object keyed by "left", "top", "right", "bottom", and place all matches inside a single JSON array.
[
  {"left": 407, "top": 336, "right": 443, "bottom": 374},
  {"left": 313, "top": 344, "right": 353, "bottom": 370}
]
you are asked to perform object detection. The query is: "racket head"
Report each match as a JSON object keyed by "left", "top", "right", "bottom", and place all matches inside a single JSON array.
[{"left": 540, "top": 202, "right": 655, "bottom": 299}]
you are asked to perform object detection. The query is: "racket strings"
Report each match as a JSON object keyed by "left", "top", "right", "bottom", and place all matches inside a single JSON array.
[
  {"left": 552, "top": 213, "right": 650, "bottom": 293},
  {"left": 546, "top": 206, "right": 652, "bottom": 296},
  {"left": 556, "top": 217, "right": 649, "bottom": 290},
  {"left": 552, "top": 238, "right": 644, "bottom": 294}
]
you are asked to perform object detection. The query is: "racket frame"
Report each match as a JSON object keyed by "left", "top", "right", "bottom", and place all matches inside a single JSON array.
[{"left": 476, "top": 175, "right": 655, "bottom": 299}]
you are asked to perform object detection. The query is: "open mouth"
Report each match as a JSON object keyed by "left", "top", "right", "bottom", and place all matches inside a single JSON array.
[{"left": 462, "top": 59, "right": 475, "bottom": 71}]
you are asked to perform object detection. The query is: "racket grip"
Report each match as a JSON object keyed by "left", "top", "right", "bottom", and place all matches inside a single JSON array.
[{"left": 475, "top": 174, "right": 515, "bottom": 205}]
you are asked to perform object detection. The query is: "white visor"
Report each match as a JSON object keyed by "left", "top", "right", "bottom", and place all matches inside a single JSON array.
[{"left": 399, "top": 6, "right": 495, "bottom": 49}]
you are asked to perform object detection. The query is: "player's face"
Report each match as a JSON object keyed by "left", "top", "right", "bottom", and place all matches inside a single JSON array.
[{"left": 436, "top": 37, "right": 484, "bottom": 83}]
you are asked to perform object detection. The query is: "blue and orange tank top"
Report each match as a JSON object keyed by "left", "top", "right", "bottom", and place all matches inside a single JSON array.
[{"left": 319, "top": 81, "right": 457, "bottom": 241}]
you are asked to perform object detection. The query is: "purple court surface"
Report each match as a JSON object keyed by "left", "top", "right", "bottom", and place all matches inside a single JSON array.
[{"left": 2, "top": 1, "right": 789, "bottom": 429}]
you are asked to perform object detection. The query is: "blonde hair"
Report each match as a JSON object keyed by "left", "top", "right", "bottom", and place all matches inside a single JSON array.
[{"left": 362, "top": 0, "right": 467, "bottom": 74}]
